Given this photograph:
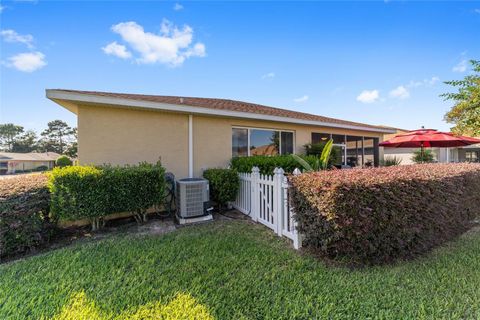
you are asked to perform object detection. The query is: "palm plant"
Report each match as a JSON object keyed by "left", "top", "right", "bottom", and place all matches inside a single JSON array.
[{"left": 292, "top": 139, "right": 333, "bottom": 172}]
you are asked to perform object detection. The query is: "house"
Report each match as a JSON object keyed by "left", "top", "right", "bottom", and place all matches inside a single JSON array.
[
  {"left": 0, "top": 152, "right": 60, "bottom": 174},
  {"left": 382, "top": 128, "right": 480, "bottom": 164},
  {"left": 46, "top": 89, "right": 395, "bottom": 178}
]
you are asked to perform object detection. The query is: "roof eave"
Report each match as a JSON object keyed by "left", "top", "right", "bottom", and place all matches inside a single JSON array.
[{"left": 46, "top": 89, "right": 396, "bottom": 134}]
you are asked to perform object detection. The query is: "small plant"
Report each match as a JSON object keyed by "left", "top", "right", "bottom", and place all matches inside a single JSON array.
[
  {"left": 55, "top": 155, "right": 73, "bottom": 167},
  {"left": 293, "top": 139, "right": 333, "bottom": 171},
  {"left": 381, "top": 156, "right": 402, "bottom": 166},
  {"left": 412, "top": 149, "right": 435, "bottom": 163},
  {"left": 203, "top": 168, "right": 239, "bottom": 212}
]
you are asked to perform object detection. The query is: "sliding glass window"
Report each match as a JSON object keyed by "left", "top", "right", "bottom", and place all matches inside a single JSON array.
[{"left": 232, "top": 128, "right": 294, "bottom": 157}]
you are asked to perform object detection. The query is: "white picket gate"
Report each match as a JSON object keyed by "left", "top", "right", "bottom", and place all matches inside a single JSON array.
[{"left": 232, "top": 167, "right": 302, "bottom": 249}]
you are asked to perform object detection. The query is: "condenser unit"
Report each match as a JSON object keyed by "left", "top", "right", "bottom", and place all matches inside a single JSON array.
[{"left": 176, "top": 178, "right": 209, "bottom": 218}]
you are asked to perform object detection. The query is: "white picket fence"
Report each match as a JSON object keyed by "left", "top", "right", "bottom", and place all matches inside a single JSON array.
[{"left": 233, "top": 167, "right": 302, "bottom": 249}]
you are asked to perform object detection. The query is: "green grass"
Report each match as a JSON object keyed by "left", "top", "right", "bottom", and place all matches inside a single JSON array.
[{"left": 1, "top": 220, "right": 480, "bottom": 319}]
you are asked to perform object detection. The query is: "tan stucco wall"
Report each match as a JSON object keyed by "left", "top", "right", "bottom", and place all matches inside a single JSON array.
[
  {"left": 76, "top": 104, "right": 385, "bottom": 178},
  {"left": 78, "top": 104, "right": 189, "bottom": 177}
]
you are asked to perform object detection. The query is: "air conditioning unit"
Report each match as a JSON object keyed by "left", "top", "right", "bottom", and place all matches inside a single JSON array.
[{"left": 176, "top": 178, "right": 209, "bottom": 218}]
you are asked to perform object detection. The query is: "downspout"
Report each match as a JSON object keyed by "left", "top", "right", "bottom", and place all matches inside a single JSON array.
[{"left": 188, "top": 114, "right": 193, "bottom": 178}]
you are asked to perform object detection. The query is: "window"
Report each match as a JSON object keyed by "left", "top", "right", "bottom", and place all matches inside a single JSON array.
[
  {"left": 232, "top": 128, "right": 248, "bottom": 157},
  {"left": 466, "top": 151, "right": 479, "bottom": 162},
  {"left": 232, "top": 127, "right": 294, "bottom": 156},
  {"left": 250, "top": 129, "right": 279, "bottom": 156},
  {"left": 281, "top": 132, "right": 294, "bottom": 155}
]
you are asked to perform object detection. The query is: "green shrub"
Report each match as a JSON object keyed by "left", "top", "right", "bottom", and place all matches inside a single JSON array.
[
  {"left": 33, "top": 165, "right": 50, "bottom": 172},
  {"left": 55, "top": 155, "right": 73, "bottom": 167},
  {"left": 203, "top": 168, "right": 239, "bottom": 211},
  {"left": 0, "top": 174, "right": 54, "bottom": 258},
  {"left": 381, "top": 156, "right": 402, "bottom": 166},
  {"left": 412, "top": 149, "right": 435, "bottom": 163},
  {"left": 48, "top": 162, "right": 165, "bottom": 230},
  {"left": 289, "top": 163, "right": 480, "bottom": 265},
  {"left": 231, "top": 155, "right": 322, "bottom": 174}
]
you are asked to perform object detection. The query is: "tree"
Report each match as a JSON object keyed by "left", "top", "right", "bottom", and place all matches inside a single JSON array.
[
  {"left": 12, "top": 130, "right": 38, "bottom": 153},
  {"left": 441, "top": 60, "right": 480, "bottom": 136},
  {"left": 39, "top": 120, "right": 75, "bottom": 154},
  {"left": 0, "top": 123, "right": 24, "bottom": 152}
]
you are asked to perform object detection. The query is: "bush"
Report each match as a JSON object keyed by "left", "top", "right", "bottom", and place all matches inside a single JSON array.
[
  {"left": 381, "top": 156, "right": 402, "bottom": 166},
  {"left": 56, "top": 155, "right": 73, "bottom": 167},
  {"left": 203, "top": 168, "right": 239, "bottom": 211},
  {"left": 289, "top": 163, "right": 480, "bottom": 265},
  {"left": 0, "top": 174, "right": 54, "bottom": 258},
  {"left": 33, "top": 165, "right": 50, "bottom": 172},
  {"left": 412, "top": 149, "right": 435, "bottom": 163},
  {"left": 48, "top": 162, "right": 166, "bottom": 230},
  {"left": 231, "top": 155, "right": 322, "bottom": 174}
]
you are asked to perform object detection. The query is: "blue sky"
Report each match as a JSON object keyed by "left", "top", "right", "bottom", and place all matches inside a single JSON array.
[{"left": 1, "top": 1, "right": 479, "bottom": 132}]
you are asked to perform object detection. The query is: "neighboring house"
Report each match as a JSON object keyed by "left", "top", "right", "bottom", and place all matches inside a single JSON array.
[
  {"left": 0, "top": 152, "right": 60, "bottom": 174},
  {"left": 381, "top": 128, "right": 480, "bottom": 164},
  {"left": 46, "top": 89, "right": 395, "bottom": 178}
]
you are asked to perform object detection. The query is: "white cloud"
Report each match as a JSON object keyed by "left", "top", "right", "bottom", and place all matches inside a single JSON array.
[
  {"left": 108, "top": 20, "right": 206, "bottom": 67},
  {"left": 389, "top": 85, "right": 410, "bottom": 99},
  {"left": 173, "top": 3, "right": 183, "bottom": 11},
  {"left": 356, "top": 90, "right": 380, "bottom": 104},
  {"left": 0, "top": 29, "right": 34, "bottom": 48},
  {"left": 0, "top": 5, "right": 4, "bottom": 13},
  {"left": 293, "top": 95, "right": 309, "bottom": 103},
  {"left": 7, "top": 51, "right": 46, "bottom": 72},
  {"left": 102, "top": 41, "right": 132, "bottom": 59},
  {"left": 261, "top": 72, "right": 275, "bottom": 79},
  {"left": 453, "top": 59, "right": 468, "bottom": 73},
  {"left": 474, "top": 9, "right": 480, "bottom": 14},
  {"left": 407, "top": 76, "right": 440, "bottom": 88}
]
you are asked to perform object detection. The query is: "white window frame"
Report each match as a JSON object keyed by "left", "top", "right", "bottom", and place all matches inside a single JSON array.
[{"left": 232, "top": 126, "right": 296, "bottom": 156}]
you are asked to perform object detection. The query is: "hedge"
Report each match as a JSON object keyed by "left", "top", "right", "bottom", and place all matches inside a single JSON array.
[
  {"left": 0, "top": 174, "right": 54, "bottom": 258},
  {"left": 203, "top": 168, "right": 239, "bottom": 211},
  {"left": 48, "top": 162, "right": 166, "bottom": 230},
  {"left": 289, "top": 163, "right": 480, "bottom": 265},
  {"left": 231, "top": 155, "right": 323, "bottom": 175}
]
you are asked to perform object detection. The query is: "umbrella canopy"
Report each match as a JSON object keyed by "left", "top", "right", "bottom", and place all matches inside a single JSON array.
[{"left": 379, "top": 129, "right": 480, "bottom": 148}]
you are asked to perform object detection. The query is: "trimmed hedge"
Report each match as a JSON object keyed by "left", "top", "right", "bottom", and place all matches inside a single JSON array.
[
  {"left": 203, "top": 168, "right": 239, "bottom": 211},
  {"left": 48, "top": 162, "right": 166, "bottom": 229},
  {"left": 231, "top": 155, "right": 321, "bottom": 175},
  {"left": 0, "top": 174, "right": 54, "bottom": 258},
  {"left": 289, "top": 163, "right": 480, "bottom": 265}
]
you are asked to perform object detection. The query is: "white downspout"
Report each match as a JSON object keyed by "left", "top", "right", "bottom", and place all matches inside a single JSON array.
[{"left": 188, "top": 114, "right": 193, "bottom": 178}]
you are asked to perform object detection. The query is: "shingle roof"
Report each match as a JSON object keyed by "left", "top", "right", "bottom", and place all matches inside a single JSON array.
[
  {"left": 48, "top": 89, "right": 395, "bottom": 132},
  {"left": 0, "top": 152, "right": 60, "bottom": 162}
]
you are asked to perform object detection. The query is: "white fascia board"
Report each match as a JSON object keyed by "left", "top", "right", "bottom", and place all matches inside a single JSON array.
[{"left": 46, "top": 90, "right": 396, "bottom": 134}]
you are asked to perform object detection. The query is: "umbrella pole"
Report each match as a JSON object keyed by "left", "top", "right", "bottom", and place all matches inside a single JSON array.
[{"left": 421, "top": 143, "right": 424, "bottom": 163}]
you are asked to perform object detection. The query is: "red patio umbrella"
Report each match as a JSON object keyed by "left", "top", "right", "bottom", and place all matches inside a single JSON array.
[{"left": 379, "top": 128, "right": 480, "bottom": 161}]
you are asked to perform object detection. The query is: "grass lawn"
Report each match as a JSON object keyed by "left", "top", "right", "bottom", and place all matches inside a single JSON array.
[{"left": 1, "top": 220, "right": 480, "bottom": 319}]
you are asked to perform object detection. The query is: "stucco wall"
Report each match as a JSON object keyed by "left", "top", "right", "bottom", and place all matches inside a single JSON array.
[
  {"left": 78, "top": 104, "right": 189, "bottom": 177},
  {"left": 77, "top": 104, "right": 385, "bottom": 178}
]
